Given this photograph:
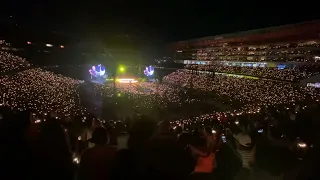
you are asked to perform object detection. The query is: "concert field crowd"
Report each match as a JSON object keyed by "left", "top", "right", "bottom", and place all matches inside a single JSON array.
[
  {"left": 1, "top": 48, "right": 320, "bottom": 180},
  {"left": 185, "top": 64, "right": 320, "bottom": 82}
]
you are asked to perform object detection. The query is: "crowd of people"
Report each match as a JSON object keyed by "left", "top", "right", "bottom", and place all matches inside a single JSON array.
[
  {"left": 0, "top": 50, "right": 31, "bottom": 75},
  {"left": 185, "top": 64, "right": 320, "bottom": 82},
  {"left": 1, "top": 100, "right": 319, "bottom": 180},
  {"left": 163, "top": 69, "right": 320, "bottom": 107},
  {"left": 164, "top": 70, "right": 319, "bottom": 116},
  {"left": 1, "top": 47, "right": 320, "bottom": 179},
  {"left": 89, "top": 81, "right": 219, "bottom": 120},
  {"left": 1, "top": 49, "right": 319, "bottom": 121},
  {"left": 0, "top": 48, "right": 319, "bottom": 120},
  {"left": 193, "top": 40, "right": 320, "bottom": 62},
  {"left": 0, "top": 67, "right": 85, "bottom": 117},
  {"left": 93, "top": 82, "right": 181, "bottom": 107}
]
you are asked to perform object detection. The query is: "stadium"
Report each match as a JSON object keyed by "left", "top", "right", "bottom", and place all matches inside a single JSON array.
[
  {"left": 170, "top": 20, "right": 320, "bottom": 85},
  {"left": 1, "top": 16, "right": 320, "bottom": 179},
  {"left": 171, "top": 20, "right": 320, "bottom": 64}
]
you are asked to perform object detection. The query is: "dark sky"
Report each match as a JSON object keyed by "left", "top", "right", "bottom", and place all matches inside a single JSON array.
[
  {"left": 2, "top": 0, "right": 320, "bottom": 60},
  {"left": 3, "top": 0, "right": 320, "bottom": 41}
]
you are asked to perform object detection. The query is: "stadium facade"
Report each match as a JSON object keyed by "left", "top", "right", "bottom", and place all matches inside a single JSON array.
[{"left": 170, "top": 20, "right": 320, "bottom": 68}]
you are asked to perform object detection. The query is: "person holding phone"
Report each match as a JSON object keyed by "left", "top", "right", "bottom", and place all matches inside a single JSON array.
[
  {"left": 221, "top": 135, "right": 227, "bottom": 143},
  {"left": 203, "top": 127, "right": 216, "bottom": 152}
]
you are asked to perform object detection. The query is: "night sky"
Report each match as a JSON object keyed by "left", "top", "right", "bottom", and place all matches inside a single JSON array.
[{"left": 2, "top": 0, "right": 320, "bottom": 60}]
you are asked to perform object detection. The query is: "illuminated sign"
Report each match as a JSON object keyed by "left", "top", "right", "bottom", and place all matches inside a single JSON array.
[
  {"left": 89, "top": 64, "right": 106, "bottom": 77},
  {"left": 307, "top": 83, "right": 320, "bottom": 88},
  {"left": 186, "top": 69, "right": 259, "bottom": 79},
  {"left": 144, "top": 66, "right": 154, "bottom": 76},
  {"left": 183, "top": 60, "right": 211, "bottom": 65},
  {"left": 117, "top": 78, "right": 138, "bottom": 83},
  {"left": 221, "top": 61, "right": 267, "bottom": 67},
  {"left": 277, "top": 64, "right": 286, "bottom": 70},
  {"left": 215, "top": 72, "right": 259, "bottom": 79}
]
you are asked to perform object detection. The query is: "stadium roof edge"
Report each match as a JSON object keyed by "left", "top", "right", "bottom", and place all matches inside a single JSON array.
[{"left": 174, "top": 19, "right": 320, "bottom": 44}]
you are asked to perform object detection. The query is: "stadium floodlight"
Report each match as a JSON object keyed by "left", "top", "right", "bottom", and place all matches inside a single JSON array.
[
  {"left": 118, "top": 65, "right": 125, "bottom": 72},
  {"left": 46, "top": 44, "right": 53, "bottom": 47}
]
